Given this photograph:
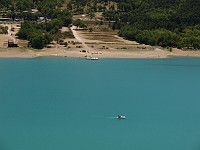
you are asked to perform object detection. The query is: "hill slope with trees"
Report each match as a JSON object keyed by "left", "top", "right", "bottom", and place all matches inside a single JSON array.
[
  {"left": 0, "top": 0, "right": 72, "bottom": 49},
  {"left": 70, "top": 0, "right": 200, "bottom": 49},
  {"left": 1, "top": 0, "right": 200, "bottom": 49}
]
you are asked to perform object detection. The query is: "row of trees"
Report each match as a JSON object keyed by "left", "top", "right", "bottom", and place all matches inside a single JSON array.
[{"left": 119, "top": 25, "right": 200, "bottom": 49}]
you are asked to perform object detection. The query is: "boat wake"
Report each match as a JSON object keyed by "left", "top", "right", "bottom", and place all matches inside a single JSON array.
[
  {"left": 91, "top": 115, "right": 126, "bottom": 119},
  {"left": 105, "top": 117, "right": 118, "bottom": 119}
]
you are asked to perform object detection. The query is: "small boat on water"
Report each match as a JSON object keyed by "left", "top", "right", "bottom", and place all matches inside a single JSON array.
[
  {"left": 86, "top": 56, "right": 98, "bottom": 60},
  {"left": 117, "top": 115, "right": 126, "bottom": 119}
]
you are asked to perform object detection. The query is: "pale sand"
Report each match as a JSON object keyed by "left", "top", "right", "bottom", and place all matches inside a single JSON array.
[
  {"left": 1, "top": 46, "right": 200, "bottom": 59},
  {"left": 0, "top": 25, "right": 200, "bottom": 58}
]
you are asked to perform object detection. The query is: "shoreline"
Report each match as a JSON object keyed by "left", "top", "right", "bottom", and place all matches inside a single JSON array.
[
  {"left": 0, "top": 47, "right": 200, "bottom": 59},
  {"left": 1, "top": 25, "right": 200, "bottom": 59}
]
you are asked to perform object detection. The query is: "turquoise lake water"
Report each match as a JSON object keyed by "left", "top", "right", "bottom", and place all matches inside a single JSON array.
[{"left": 0, "top": 57, "right": 200, "bottom": 150}]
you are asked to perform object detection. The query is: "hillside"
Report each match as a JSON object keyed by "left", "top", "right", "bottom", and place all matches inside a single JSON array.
[
  {"left": 1, "top": 0, "right": 200, "bottom": 50},
  {"left": 0, "top": 0, "right": 72, "bottom": 49},
  {"left": 70, "top": 0, "right": 200, "bottom": 49}
]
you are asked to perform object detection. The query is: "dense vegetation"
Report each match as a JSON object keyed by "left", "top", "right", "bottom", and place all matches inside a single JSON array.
[
  {"left": 0, "top": 0, "right": 72, "bottom": 49},
  {"left": 1, "top": 0, "right": 200, "bottom": 49},
  {"left": 70, "top": 0, "right": 200, "bottom": 49},
  {"left": 16, "top": 7, "right": 72, "bottom": 49},
  {"left": 117, "top": 0, "right": 200, "bottom": 49}
]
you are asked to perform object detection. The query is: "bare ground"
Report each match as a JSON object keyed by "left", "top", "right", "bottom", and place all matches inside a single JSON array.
[{"left": 0, "top": 23, "right": 200, "bottom": 58}]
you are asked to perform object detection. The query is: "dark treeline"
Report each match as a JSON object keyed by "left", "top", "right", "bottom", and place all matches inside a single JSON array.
[
  {"left": 70, "top": 0, "right": 200, "bottom": 49},
  {"left": 0, "top": 0, "right": 72, "bottom": 49},
  {"left": 117, "top": 0, "right": 200, "bottom": 49}
]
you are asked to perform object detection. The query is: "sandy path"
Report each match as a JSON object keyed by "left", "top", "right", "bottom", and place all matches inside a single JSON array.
[{"left": 71, "top": 26, "right": 93, "bottom": 51}]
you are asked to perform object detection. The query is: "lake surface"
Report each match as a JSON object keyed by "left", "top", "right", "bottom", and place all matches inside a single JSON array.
[{"left": 0, "top": 57, "right": 200, "bottom": 150}]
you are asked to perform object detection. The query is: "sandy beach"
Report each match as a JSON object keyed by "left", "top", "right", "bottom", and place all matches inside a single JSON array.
[{"left": 0, "top": 24, "right": 200, "bottom": 59}]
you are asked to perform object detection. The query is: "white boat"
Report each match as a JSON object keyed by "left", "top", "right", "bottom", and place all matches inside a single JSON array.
[
  {"left": 117, "top": 115, "right": 126, "bottom": 119},
  {"left": 86, "top": 56, "right": 98, "bottom": 60}
]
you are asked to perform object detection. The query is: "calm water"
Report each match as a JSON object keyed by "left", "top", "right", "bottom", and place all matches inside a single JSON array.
[{"left": 0, "top": 57, "right": 200, "bottom": 150}]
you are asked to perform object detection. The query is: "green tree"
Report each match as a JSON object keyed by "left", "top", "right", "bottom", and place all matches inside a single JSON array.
[{"left": 73, "top": 19, "right": 87, "bottom": 28}]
